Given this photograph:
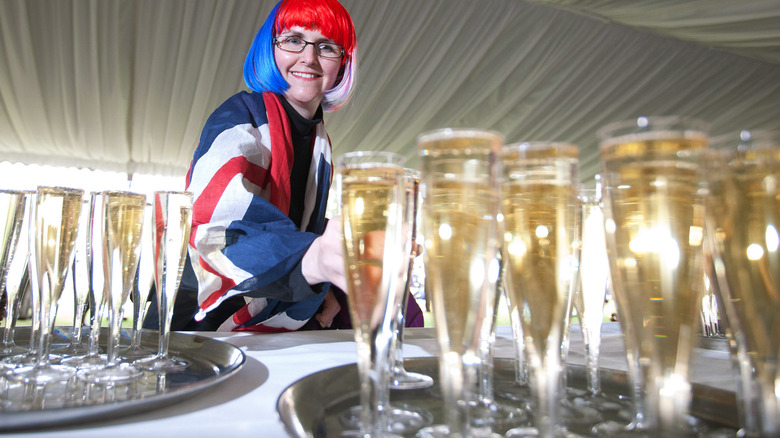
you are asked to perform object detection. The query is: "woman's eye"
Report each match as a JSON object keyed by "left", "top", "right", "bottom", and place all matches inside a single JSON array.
[
  {"left": 285, "top": 37, "right": 302, "bottom": 45},
  {"left": 319, "top": 44, "right": 336, "bottom": 54}
]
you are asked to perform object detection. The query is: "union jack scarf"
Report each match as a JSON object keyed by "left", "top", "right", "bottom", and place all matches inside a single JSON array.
[{"left": 185, "top": 91, "right": 332, "bottom": 332}]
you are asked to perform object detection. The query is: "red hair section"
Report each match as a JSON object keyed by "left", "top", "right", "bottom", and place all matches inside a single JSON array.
[{"left": 274, "top": 0, "right": 356, "bottom": 59}]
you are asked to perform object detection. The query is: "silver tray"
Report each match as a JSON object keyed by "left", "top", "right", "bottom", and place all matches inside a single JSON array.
[
  {"left": 278, "top": 357, "right": 738, "bottom": 437},
  {"left": 0, "top": 327, "right": 245, "bottom": 431}
]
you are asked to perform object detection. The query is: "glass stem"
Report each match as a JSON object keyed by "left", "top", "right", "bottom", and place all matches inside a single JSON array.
[
  {"left": 157, "top": 287, "right": 173, "bottom": 358},
  {"left": 130, "top": 285, "right": 143, "bottom": 349},
  {"left": 1, "top": 284, "right": 19, "bottom": 349},
  {"left": 582, "top": 324, "right": 603, "bottom": 396},
  {"left": 35, "top": 276, "right": 56, "bottom": 368},
  {"left": 106, "top": 302, "right": 123, "bottom": 366}
]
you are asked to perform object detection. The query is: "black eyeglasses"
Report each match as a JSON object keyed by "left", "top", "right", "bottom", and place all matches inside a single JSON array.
[{"left": 274, "top": 36, "right": 344, "bottom": 59}]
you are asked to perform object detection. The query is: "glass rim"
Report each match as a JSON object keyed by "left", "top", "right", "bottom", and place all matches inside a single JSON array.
[
  {"left": 596, "top": 115, "right": 710, "bottom": 143},
  {"left": 0, "top": 189, "right": 28, "bottom": 195},
  {"left": 37, "top": 185, "right": 84, "bottom": 195},
  {"left": 102, "top": 189, "right": 146, "bottom": 197},
  {"left": 502, "top": 141, "right": 579, "bottom": 158},
  {"left": 337, "top": 150, "right": 407, "bottom": 167},
  {"left": 153, "top": 190, "right": 193, "bottom": 196},
  {"left": 416, "top": 127, "right": 504, "bottom": 145}
]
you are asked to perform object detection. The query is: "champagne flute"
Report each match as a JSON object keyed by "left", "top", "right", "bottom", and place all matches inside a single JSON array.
[
  {"left": 500, "top": 142, "right": 579, "bottom": 437},
  {"left": 78, "top": 191, "right": 146, "bottom": 384},
  {"left": 573, "top": 180, "right": 610, "bottom": 400},
  {"left": 389, "top": 168, "right": 434, "bottom": 390},
  {"left": 706, "top": 136, "right": 780, "bottom": 437},
  {"left": 338, "top": 151, "right": 407, "bottom": 437},
  {"left": 416, "top": 128, "right": 503, "bottom": 438},
  {"left": 52, "top": 199, "right": 92, "bottom": 357},
  {"left": 0, "top": 190, "right": 29, "bottom": 358},
  {"left": 61, "top": 192, "right": 107, "bottom": 370},
  {"left": 134, "top": 191, "right": 193, "bottom": 373},
  {"left": 598, "top": 116, "right": 709, "bottom": 435},
  {"left": 8, "top": 186, "right": 83, "bottom": 386},
  {"left": 120, "top": 202, "right": 156, "bottom": 361}
]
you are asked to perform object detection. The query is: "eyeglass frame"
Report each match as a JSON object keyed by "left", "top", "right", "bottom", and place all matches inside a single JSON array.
[{"left": 273, "top": 36, "right": 345, "bottom": 59}]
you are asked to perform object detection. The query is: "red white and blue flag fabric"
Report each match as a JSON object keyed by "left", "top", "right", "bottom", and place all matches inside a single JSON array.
[{"left": 186, "top": 91, "right": 332, "bottom": 332}]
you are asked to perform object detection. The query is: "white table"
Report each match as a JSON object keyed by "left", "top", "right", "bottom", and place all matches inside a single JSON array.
[{"left": 3, "top": 323, "right": 734, "bottom": 438}]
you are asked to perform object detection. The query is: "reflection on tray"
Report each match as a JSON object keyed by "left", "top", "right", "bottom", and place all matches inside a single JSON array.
[
  {"left": 0, "top": 327, "right": 245, "bottom": 431},
  {"left": 278, "top": 357, "right": 739, "bottom": 438}
]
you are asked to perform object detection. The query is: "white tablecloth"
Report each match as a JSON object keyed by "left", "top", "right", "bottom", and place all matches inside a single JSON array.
[{"left": 3, "top": 323, "right": 734, "bottom": 438}]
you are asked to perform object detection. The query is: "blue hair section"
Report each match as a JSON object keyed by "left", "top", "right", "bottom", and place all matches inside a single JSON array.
[{"left": 243, "top": 1, "right": 288, "bottom": 94}]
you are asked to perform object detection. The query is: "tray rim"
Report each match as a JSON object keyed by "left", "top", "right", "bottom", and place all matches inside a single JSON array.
[
  {"left": 0, "top": 326, "right": 246, "bottom": 431},
  {"left": 277, "top": 356, "right": 739, "bottom": 438}
]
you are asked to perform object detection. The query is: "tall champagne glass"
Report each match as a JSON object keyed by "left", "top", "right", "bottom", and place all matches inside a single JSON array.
[
  {"left": 598, "top": 116, "right": 709, "bottom": 435},
  {"left": 1, "top": 192, "right": 36, "bottom": 368},
  {"left": 338, "top": 151, "right": 407, "bottom": 437},
  {"left": 120, "top": 202, "right": 156, "bottom": 361},
  {"left": 574, "top": 180, "right": 610, "bottom": 400},
  {"left": 62, "top": 192, "right": 107, "bottom": 370},
  {"left": 500, "top": 142, "right": 579, "bottom": 437},
  {"left": 0, "top": 190, "right": 28, "bottom": 358},
  {"left": 390, "top": 168, "right": 434, "bottom": 390},
  {"left": 52, "top": 199, "right": 92, "bottom": 357},
  {"left": 9, "top": 186, "right": 83, "bottom": 385},
  {"left": 706, "top": 137, "right": 780, "bottom": 437},
  {"left": 134, "top": 191, "right": 192, "bottom": 373},
  {"left": 417, "top": 128, "right": 503, "bottom": 438},
  {"left": 78, "top": 191, "right": 146, "bottom": 384}
]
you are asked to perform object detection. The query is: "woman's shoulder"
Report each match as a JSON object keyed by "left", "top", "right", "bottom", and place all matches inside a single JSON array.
[{"left": 206, "top": 91, "right": 270, "bottom": 129}]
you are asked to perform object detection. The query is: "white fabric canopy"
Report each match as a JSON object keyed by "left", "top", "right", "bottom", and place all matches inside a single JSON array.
[{"left": 1, "top": 0, "right": 779, "bottom": 183}]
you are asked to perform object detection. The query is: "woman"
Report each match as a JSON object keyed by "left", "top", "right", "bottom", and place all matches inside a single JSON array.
[{"left": 157, "top": 0, "right": 423, "bottom": 332}]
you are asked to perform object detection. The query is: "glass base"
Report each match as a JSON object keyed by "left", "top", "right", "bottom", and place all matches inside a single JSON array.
[
  {"left": 77, "top": 363, "right": 144, "bottom": 384},
  {"left": 0, "top": 343, "right": 28, "bottom": 358},
  {"left": 118, "top": 345, "right": 157, "bottom": 362},
  {"left": 340, "top": 403, "right": 434, "bottom": 436},
  {"left": 60, "top": 353, "right": 107, "bottom": 370},
  {"left": 391, "top": 369, "right": 434, "bottom": 390},
  {"left": 415, "top": 424, "right": 503, "bottom": 438},
  {"left": 133, "top": 354, "right": 189, "bottom": 373},
  {"left": 7, "top": 363, "right": 76, "bottom": 385},
  {"left": 469, "top": 399, "right": 529, "bottom": 432},
  {"left": 51, "top": 342, "right": 90, "bottom": 357}
]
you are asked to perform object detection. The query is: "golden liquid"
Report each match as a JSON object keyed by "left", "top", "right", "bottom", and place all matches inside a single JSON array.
[
  {"left": 0, "top": 191, "right": 26, "bottom": 282},
  {"left": 422, "top": 179, "right": 498, "bottom": 355},
  {"left": 708, "top": 152, "right": 780, "bottom": 372},
  {"left": 602, "top": 137, "right": 706, "bottom": 374},
  {"left": 341, "top": 167, "right": 404, "bottom": 333},
  {"left": 103, "top": 192, "right": 146, "bottom": 307},
  {"left": 502, "top": 182, "right": 577, "bottom": 359},
  {"left": 34, "top": 187, "right": 83, "bottom": 304}
]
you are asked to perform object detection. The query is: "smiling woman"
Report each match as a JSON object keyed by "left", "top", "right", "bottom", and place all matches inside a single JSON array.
[{"left": 148, "top": 0, "right": 425, "bottom": 335}]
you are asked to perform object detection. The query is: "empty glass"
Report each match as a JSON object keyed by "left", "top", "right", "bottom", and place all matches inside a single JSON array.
[{"left": 134, "top": 191, "right": 193, "bottom": 373}]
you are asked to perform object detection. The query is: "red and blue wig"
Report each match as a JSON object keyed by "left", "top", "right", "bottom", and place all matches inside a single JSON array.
[{"left": 243, "top": 0, "right": 358, "bottom": 112}]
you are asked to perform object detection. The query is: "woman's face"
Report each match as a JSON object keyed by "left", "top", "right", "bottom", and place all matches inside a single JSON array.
[{"left": 274, "top": 26, "right": 342, "bottom": 119}]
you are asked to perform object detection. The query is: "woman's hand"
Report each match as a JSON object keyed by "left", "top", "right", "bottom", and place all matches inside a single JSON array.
[
  {"left": 315, "top": 288, "right": 341, "bottom": 328},
  {"left": 302, "top": 216, "right": 347, "bottom": 292}
]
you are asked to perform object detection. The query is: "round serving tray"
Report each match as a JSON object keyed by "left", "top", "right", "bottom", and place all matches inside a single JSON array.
[
  {"left": 278, "top": 357, "right": 738, "bottom": 437},
  {"left": 0, "top": 327, "right": 245, "bottom": 431}
]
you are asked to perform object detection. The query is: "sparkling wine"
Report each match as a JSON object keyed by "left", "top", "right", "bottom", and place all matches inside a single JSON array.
[
  {"left": 33, "top": 187, "right": 83, "bottom": 308},
  {"left": 601, "top": 137, "right": 707, "bottom": 373},
  {"left": 707, "top": 146, "right": 780, "bottom": 435},
  {"left": 599, "top": 117, "right": 709, "bottom": 433},
  {"left": 424, "top": 180, "right": 498, "bottom": 355},
  {"left": 503, "top": 182, "right": 578, "bottom": 360},
  {"left": 418, "top": 128, "right": 502, "bottom": 437},
  {"left": 103, "top": 193, "right": 145, "bottom": 311},
  {"left": 341, "top": 166, "right": 405, "bottom": 332}
]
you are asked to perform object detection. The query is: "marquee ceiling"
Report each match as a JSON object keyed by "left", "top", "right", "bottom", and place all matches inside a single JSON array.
[{"left": 1, "top": 0, "right": 779, "bottom": 184}]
